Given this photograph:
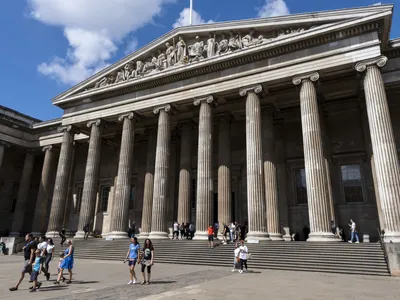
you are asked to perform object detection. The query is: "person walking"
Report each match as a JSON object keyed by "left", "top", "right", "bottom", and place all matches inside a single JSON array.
[
  {"left": 29, "top": 249, "right": 43, "bottom": 292},
  {"left": 140, "top": 239, "right": 154, "bottom": 285},
  {"left": 207, "top": 224, "right": 214, "bottom": 249},
  {"left": 189, "top": 223, "right": 195, "bottom": 240},
  {"left": 59, "top": 228, "right": 66, "bottom": 246},
  {"left": 222, "top": 223, "right": 228, "bottom": 244},
  {"left": 83, "top": 224, "right": 90, "bottom": 240},
  {"left": 54, "top": 240, "right": 74, "bottom": 284},
  {"left": 348, "top": 219, "right": 360, "bottom": 243},
  {"left": 9, "top": 233, "right": 37, "bottom": 291},
  {"left": 238, "top": 240, "right": 249, "bottom": 273},
  {"left": 229, "top": 221, "right": 235, "bottom": 243},
  {"left": 44, "top": 238, "right": 55, "bottom": 280},
  {"left": 232, "top": 243, "right": 240, "bottom": 272},
  {"left": 124, "top": 236, "right": 140, "bottom": 284},
  {"left": 37, "top": 237, "right": 48, "bottom": 278},
  {"left": 173, "top": 221, "right": 179, "bottom": 240}
]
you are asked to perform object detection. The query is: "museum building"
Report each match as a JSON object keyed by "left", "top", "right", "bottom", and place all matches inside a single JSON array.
[{"left": 1, "top": 4, "right": 400, "bottom": 243}]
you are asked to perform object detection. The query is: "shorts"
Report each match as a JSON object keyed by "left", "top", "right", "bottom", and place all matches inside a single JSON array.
[
  {"left": 208, "top": 235, "right": 214, "bottom": 241},
  {"left": 128, "top": 259, "right": 137, "bottom": 266},
  {"left": 22, "top": 260, "right": 32, "bottom": 274},
  {"left": 30, "top": 270, "right": 39, "bottom": 281},
  {"left": 141, "top": 263, "right": 152, "bottom": 273}
]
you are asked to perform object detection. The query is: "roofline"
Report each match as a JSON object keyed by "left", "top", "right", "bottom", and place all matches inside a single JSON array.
[{"left": 0, "top": 105, "right": 42, "bottom": 123}]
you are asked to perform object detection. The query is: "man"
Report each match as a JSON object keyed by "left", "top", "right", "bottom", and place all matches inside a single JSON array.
[
  {"left": 348, "top": 219, "right": 360, "bottom": 243},
  {"left": 124, "top": 237, "right": 140, "bottom": 284},
  {"left": 222, "top": 223, "right": 229, "bottom": 244},
  {"left": 59, "top": 228, "right": 66, "bottom": 246},
  {"left": 214, "top": 221, "right": 219, "bottom": 238},
  {"left": 173, "top": 221, "right": 179, "bottom": 240},
  {"left": 37, "top": 237, "right": 49, "bottom": 279},
  {"left": 9, "top": 233, "right": 39, "bottom": 291},
  {"left": 189, "top": 223, "right": 195, "bottom": 240},
  {"left": 83, "top": 224, "right": 90, "bottom": 240},
  {"left": 207, "top": 224, "right": 214, "bottom": 249}
]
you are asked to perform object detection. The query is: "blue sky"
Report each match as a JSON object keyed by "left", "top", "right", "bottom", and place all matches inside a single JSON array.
[{"left": 1, "top": 0, "right": 399, "bottom": 121}]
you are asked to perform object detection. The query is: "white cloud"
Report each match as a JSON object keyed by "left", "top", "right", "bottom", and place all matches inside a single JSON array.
[
  {"left": 173, "top": 7, "right": 213, "bottom": 28},
  {"left": 28, "top": 0, "right": 175, "bottom": 85},
  {"left": 257, "top": 0, "right": 290, "bottom": 18}
]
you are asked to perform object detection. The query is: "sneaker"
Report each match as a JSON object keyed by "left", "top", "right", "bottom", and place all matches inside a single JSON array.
[
  {"left": 37, "top": 282, "right": 42, "bottom": 289},
  {"left": 355, "top": 241, "right": 360, "bottom": 243},
  {"left": 132, "top": 279, "right": 136, "bottom": 284},
  {"left": 231, "top": 269, "right": 235, "bottom": 272},
  {"left": 239, "top": 270, "right": 243, "bottom": 274},
  {"left": 9, "top": 287, "right": 18, "bottom": 292},
  {"left": 348, "top": 241, "right": 353, "bottom": 243},
  {"left": 127, "top": 281, "right": 133, "bottom": 285},
  {"left": 29, "top": 288, "right": 37, "bottom": 293}
]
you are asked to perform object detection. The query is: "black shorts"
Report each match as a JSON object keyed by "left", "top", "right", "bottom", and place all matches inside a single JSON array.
[
  {"left": 128, "top": 259, "right": 137, "bottom": 266},
  {"left": 208, "top": 235, "right": 214, "bottom": 241},
  {"left": 141, "top": 263, "right": 152, "bottom": 273},
  {"left": 30, "top": 270, "right": 39, "bottom": 281}
]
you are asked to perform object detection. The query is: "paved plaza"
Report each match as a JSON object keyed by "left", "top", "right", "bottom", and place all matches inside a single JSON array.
[{"left": 0, "top": 256, "right": 400, "bottom": 300}]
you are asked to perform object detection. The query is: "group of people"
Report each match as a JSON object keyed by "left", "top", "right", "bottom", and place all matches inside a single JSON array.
[
  {"left": 9, "top": 233, "right": 74, "bottom": 292},
  {"left": 172, "top": 221, "right": 195, "bottom": 240}
]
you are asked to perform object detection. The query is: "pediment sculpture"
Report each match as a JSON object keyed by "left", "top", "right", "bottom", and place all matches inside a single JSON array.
[{"left": 89, "top": 26, "right": 311, "bottom": 91}]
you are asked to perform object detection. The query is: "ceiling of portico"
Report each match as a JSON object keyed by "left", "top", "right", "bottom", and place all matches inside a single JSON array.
[{"left": 52, "top": 5, "right": 393, "bottom": 109}]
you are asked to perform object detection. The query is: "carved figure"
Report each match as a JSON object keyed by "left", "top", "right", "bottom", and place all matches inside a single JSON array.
[
  {"left": 143, "top": 56, "right": 158, "bottom": 75},
  {"left": 188, "top": 36, "right": 205, "bottom": 62},
  {"left": 157, "top": 50, "right": 166, "bottom": 71},
  {"left": 176, "top": 36, "right": 187, "bottom": 64},
  {"left": 242, "top": 31, "right": 256, "bottom": 48},
  {"left": 124, "top": 61, "right": 134, "bottom": 80},
  {"left": 132, "top": 60, "right": 144, "bottom": 78},
  {"left": 217, "top": 34, "right": 229, "bottom": 55},
  {"left": 256, "top": 35, "right": 272, "bottom": 44},
  {"left": 206, "top": 33, "right": 218, "bottom": 58},
  {"left": 165, "top": 42, "right": 176, "bottom": 67},
  {"left": 228, "top": 32, "right": 241, "bottom": 52},
  {"left": 114, "top": 69, "right": 125, "bottom": 83},
  {"left": 94, "top": 75, "right": 114, "bottom": 88}
]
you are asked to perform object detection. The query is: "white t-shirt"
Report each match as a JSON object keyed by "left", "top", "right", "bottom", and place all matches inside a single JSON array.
[
  {"left": 351, "top": 222, "right": 356, "bottom": 232},
  {"left": 46, "top": 244, "right": 55, "bottom": 254},
  {"left": 230, "top": 223, "right": 235, "bottom": 231},
  {"left": 239, "top": 245, "right": 248, "bottom": 260},
  {"left": 38, "top": 241, "right": 48, "bottom": 255},
  {"left": 234, "top": 248, "right": 240, "bottom": 259},
  {"left": 173, "top": 223, "right": 178, "bottom": 231}
]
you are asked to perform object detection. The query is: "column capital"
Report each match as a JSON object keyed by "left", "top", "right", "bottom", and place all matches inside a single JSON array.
[
  {"left": 57, "top": 125, "right": 80, "bottom": 135},
  {"left": 153, "top": 104, "right": 171, "bottom": 115},
  {"left": 87, "top": 119, "right": 103, "bottom": 128},
  {"left": 42, "top": 145, "right": 53, "bottom": 152},
  {"left": 239, "top": 84, "right": 262, "bottom": 96},
  {"left": 118, "top": 112, "right": 138, "bottom": 122},
  {"left": 355, "top": 56, "right": 388, "bottom": 73},
  {"left": 194, "top": 95, "right": 214, "bottom": 106},
  {"left": 292, "top": 72, "right": 320, "bottom": 86}
]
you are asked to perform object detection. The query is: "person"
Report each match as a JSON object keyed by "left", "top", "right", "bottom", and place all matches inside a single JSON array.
[
  {"left": 348, "top": 219, "right": 360, "bottom": 243},
  {"left": 54, "top": 240, "right": 74, "bottom": 284},
  {"left": 140, "top": 239, "right": 154, "bottom": 285},
  {"left": 44, "top": 238, "right": 55, "bottom": 280},
  {"left": 83, "top": 223, "right": 90, "bottom": 240},
  {"left": 222, "top": 223, "right": 228, "bottom": 244},
  {"left": 229, "top": 221, "right": 235, "bottom": 243},
  {"left": 124, "top": 236, "right": 140, "bottom": 284},
  {"left": 240, "top": 222, "right": 248, "bottom": 240},
  {"left": 173, "top": 221, "right": 179, "bottom": 240},
  {"left": 179, "top": 223, "right": 184, "bottom": 240},
  {"left": 232, "top": 243, "right": 240, "bottom": 272},
  {"left": 189, "top": 223, "right": 195, "bottom": 239},
  {"left": 131, "top": 222, "right": 136, "bottom": 238},
  {"left": 57, "top": 252, "right": 66, "bottom": 282},
  {"left": 214, "top": 221, "right": 219, "bottom": 237},
  {"left": 29, "top": 249, "right": 42, "bottom": 292},
  {"left": 238, "top": 240, "right": 249, "bottom": 274},
  {"left": 37, "top": 237, "right": 48, "bottom": 277},
  {"left": 0, "top": 240, "right": 6, "bottom": 254},
  {"left": 331, "top": 220, "right": 336, "bottom": 235},
  {"left": 59, "top": 228, "right": 66, "bottom": 246},
  {"left": 9, "top": 233, "right": 37, "bottom": 291},
  {"left": 207, "top": 224, "right": 214, "bottom": 249},
  {"left": 303, "top": 225, "right": 310, "bottom": 241}
]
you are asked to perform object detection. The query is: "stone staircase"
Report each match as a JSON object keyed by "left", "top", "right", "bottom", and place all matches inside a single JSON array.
[{"left": 49, "top": 238, "right": 389, "bottom": 276}]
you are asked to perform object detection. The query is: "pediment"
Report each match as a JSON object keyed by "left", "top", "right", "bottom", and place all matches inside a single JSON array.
[{"left": 53, "top": 5, "right": 393, "bottom": 105}]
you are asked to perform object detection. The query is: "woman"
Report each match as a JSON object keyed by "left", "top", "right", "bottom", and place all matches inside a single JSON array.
[
  {"left": 238, "top": 240, "right": 249, "bottom": 274},
  {"left": 124, "top": 237, "right": 140, "bottom": 284},
  {"left": 140, "top": 239, "right": 154, "bottom": 285},
  {"left": 44, "top": 238, "right": 55, "bottom": 280},
  {"left": 54, "top": 240, "right": 74, "bottom": 284}
]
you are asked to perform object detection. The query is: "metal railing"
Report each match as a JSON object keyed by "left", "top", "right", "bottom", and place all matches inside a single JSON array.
[{"left": 377, "top": 228, "right": 388, "bottom": 265}]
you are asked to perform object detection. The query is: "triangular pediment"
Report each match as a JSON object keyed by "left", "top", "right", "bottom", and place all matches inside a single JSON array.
[{"left": 53, "top": 4, "right": 393, "bottom": 105}]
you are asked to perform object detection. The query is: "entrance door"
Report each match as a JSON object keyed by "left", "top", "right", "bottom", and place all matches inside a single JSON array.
[{"left": 213, "top": 193, "right": 218, "bottom": 223}]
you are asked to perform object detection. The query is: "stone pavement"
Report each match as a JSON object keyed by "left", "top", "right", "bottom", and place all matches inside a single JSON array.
[{"left": 0, "top": 256, "right": 400, "bottom": 300}]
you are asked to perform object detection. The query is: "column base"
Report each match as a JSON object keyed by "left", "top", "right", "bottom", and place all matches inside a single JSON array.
[
  {"left": 193, "top": 231, "right": 209, "bottom": 240},
  {"left": 74, "top": 231, "right": 86, "bottom": 239},
  {"left": 138, "top": 232, "right": 150, "bottom": 239},
  {"left": 245, "top": 231, "right": 271, "bottom": 241},
  {"left": 268, "top": 232, "right": 284, "bottom": 241},
  {"left": 107, "top": 231, "right": 129, "bottom": 239},
  {"left": 307, "top": 232, "right": 338, "bottom": 242},
  {"left": 283, "top": 234, "right": 292, "bottom": 242},
  {"left": 383, "top": 232, "right": 400, "bottom": 244},
  {"left": 149, "top": 231, "right": 169, "bottom": 240}
]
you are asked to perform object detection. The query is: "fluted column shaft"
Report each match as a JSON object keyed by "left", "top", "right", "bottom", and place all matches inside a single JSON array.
[
  {"left": 32, "top": 146, "right": 57, "bottom": 235},
  {"left": 177, "top": 122, "right": 192, "bottom": 224},
  {"left": 140, "top": 128, "right": 157, "bottom": 237},
  {"left": 10, "top": 152, "right": 35, "bottom": 235},
  {"left": 262, "top": 107, "right": 283, "bottom": 240},
  {"left": 108, "top": 113, "right": 136, "bottom": 238},
  {"left": 240, "top": 85, "right": 269, "bottom": 240},
  {"left": 356, "top": 56, "right": 400, "bottom": 243},
  {"left": 218, "top": 115, "right": 231, "bottom": 231},
  {"left": 46, "top": 126, "right": 77, "bottom": 236},
  {"left": 0, "top": 142, "right": 9, "bottom": 170},
  {"left": 149, "top": 105, "right": 171, "bottom": 239},
  {"left": 293, "top": 73, "right": 335, "bottom": 241},
  {"left": 75, "top": 120, "right": 104, "bottom": 238},
  {"left": 193, "top": 96, "right": 214, "bottom": 240}
]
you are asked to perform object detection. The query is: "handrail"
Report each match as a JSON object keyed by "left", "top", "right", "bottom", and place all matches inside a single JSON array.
[{"left": 377, "top": 228, "right": 388, "bottom": 265}]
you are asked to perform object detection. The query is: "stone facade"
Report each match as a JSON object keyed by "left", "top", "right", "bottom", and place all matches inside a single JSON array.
[{"left": 1, "top": 5, "right": 400, "bottom": 243}]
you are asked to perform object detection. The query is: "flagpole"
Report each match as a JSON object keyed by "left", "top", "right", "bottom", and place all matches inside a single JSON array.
[{"left": 189, "top": 0, "right": 193, "bottom": 25}]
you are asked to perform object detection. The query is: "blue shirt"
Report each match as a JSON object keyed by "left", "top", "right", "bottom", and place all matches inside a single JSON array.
[
  {"left": 33, "top": 257, "right": 41, "bottom": 272},
  {"left": 129, "top": 243, "right": 140, "bottom": 260}
]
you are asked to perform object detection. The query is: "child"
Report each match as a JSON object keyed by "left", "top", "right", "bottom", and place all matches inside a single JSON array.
[
  {"left": 29, "top": 250, "right": 42, "bottom": 292},
  {"left": 231, "top": 243, "right": 240, "bottom": 272},
  {"left": 57, "top": 252, "right": 66, "bottom": 282}
]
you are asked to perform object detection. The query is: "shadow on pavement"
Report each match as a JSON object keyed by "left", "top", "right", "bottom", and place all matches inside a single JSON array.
[
  {"left": 70, "top": 280, "right": 100, "bottom": 284},
  {"left": 147, "top": 280, "right": 177, "bottom": 284},
  {"left": 38, "top": 286, "right": 69, "bottom": 292}
]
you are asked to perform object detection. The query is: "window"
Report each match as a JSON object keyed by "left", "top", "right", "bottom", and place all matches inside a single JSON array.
[
  {"left": 100, "top": 185, "right": 111, "bottom": 212},
  {"left": 129, "top": 184, "right": 135, "bottom": 210},
  {"left": 74, "top": 187, "right": 83, "bottom": 213},
  {"left": 191, "top": 179, "right": 196, "bottom": 210},
  {"left": 341, "top": 164, "right": 363, "bottom": 203},
  {"left": 10, "top": 183, "right": 19, "bottom": 213},
  {"left": 295, "top": 169, "right": 307, "bottom": 205}
]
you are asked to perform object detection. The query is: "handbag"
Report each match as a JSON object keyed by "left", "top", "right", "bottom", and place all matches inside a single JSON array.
[{"left": 246, "top": 253, "right": 252, "bottom": 260}]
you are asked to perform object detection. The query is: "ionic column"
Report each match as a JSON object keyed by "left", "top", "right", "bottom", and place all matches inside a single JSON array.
[
  {"left": 218, "top": 114, "right": 231, "bottom": 232},
  {"left": 293, "top": 72, "right": 336, "bottom": 241},
  {"left": 32, "top": 146, "right": 57, "bottom": 235},
  {"left": 177, "top": 121, "right": 193, "bottom": 224},
  {"left": 108, "top": 113, "right": 136, "bottom": 239},
  {"left": 262, "top": 106, "right": 283, "bottom": 240},
  {"left": 149, "top": 105, "right": 171, "bottom": 239},
  {"left": 193, "top": 96, "right": 214, "bottom": 240},
  {"left": 46, "top": 126, "right": 78, "bottom": 236},
  {"left": 10, "top": 151, "right": 35, "bottom": 236},
  {"left": 0, "top": 141, "right": 10, "bottom": 170},
  {"left": 140, "top": 127, "right": 157, "bottom": 237},
  {"left": 356, "top": 56, "right": 400, "bottom": 243},
  {"left": 240, "top": 85, "right": 270, "bottom": 240},
  {"left": 75, "top": 119, "right": 104, "bottom": 238}
]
